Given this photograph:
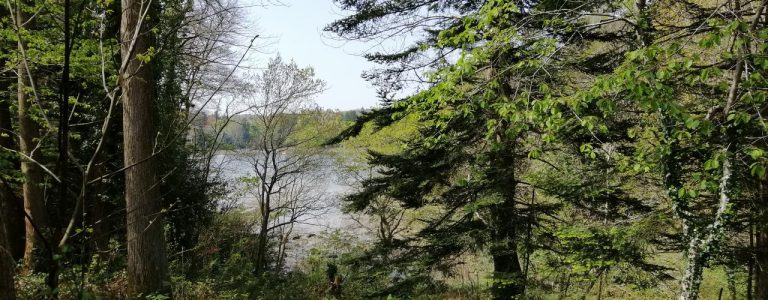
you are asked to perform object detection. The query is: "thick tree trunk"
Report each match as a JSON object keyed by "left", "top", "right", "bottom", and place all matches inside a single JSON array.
[
  {"left": 16, "top": 5, "right": 48, "bottom": 272},
  {"left": 489, "top": 201, "right": 525, "bottom": 300},
  {"left": 490, "top": 241, "right": 524, "bottom": 299},
  {"left": 120, "top": 0, "right": 168, "bottom": 295},
  {"left": 488, "top": 142, "right": 525, "bottom": 300}
]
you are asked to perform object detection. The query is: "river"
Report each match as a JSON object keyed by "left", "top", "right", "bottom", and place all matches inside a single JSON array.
[{"left": 209, "top": 151, "right": 370, "bottom": 267}]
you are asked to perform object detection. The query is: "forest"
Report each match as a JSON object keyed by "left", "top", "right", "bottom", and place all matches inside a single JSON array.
[{"left": 2, "top": 0, "right": 768, "bottom": 299}]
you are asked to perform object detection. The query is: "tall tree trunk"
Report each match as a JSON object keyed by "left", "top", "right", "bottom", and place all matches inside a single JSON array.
[
  {"left": 489, "top": 200, "right": 525, "bottom": 300},
  {"left": 488, "top": 141, "right": 525, "bottom": 300},
  {"left": 120, "top": 0, "right": 168, "bottom": 295},
  {"left": 16, "top": 3, "right": 48, "bottom": 272}
]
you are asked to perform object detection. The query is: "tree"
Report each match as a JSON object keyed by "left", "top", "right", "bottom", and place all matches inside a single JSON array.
[
  {"left": 327, "top": 1, "right": 676, "bottom": 298},
  {"left": 241, "top": 55, "right": 326, "bottom": 273},
  {"left": 0, "top": 0, "right": 257, "bottom": 295},
  {"left": 120, "top": 0, "right": 168, "bottom": 295},
  {"left": 14, "top": 0, "right": 49, "bottom": 273},
  {"left": 154, "top": 0, "right": 258, "bottom": 257},
  {"left": 336, "top": 116, "right": 418, "bottom": 252},
  {"left": 497, "top": 1, "right": 768, "bottom": 298}
]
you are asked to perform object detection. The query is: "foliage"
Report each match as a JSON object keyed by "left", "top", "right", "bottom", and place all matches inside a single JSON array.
[
  {"left": 5, "top": 0, "right": 768, "bottom": 299},
  {"left": 324, "top": 0, "right": 768, "bottom": 299}
]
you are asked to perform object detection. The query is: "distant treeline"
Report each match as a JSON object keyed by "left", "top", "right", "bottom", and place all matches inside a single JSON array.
[{"left": 190, "top": 109, "right": 366, "bottom": 149}]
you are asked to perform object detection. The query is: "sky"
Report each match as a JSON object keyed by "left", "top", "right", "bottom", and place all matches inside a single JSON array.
[{"left": 244, "top": 0, "right": 382, "bottom": 110}]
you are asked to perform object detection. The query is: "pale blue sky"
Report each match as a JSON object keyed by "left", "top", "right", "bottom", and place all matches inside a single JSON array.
[{"left": 247, "top": 0, "right": 381, "bottom": 110}]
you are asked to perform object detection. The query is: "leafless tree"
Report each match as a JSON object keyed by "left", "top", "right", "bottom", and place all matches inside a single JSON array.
[
  {"left": 236, "top": 55, "right": 328, "bottom": 273},
  {"left": 243, "top": 166, "right": 332, "bottom": 270}
]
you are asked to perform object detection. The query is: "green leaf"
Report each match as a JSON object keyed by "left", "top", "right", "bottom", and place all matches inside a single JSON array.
[
  {"left": 685, "top": 117, "right": 700, "bottom": 129},
  {"left": 751, "top": 163, "right": 766, "bottom": 178},
  {"left": 627, "top": 128, "right": 637, "bottom": 138},
  {"left": 579, "top": 143, "right": 593, "bottom": 153},
  {"left": 704, "top": 158, "right": 720, "bottom": 171}
]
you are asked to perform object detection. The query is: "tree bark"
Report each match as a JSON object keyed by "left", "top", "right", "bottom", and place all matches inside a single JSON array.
[
  {"left": 16, "top": 3, "right": 48, "bottom": 272},
  {"left": 489, "top": 198, "right": 525, "bottom": 300},
  {"left": 120, "top": 0, "right": 168, "bottom": 295},
  {"left": 488, "top": 141, "right": 525, "bottom": 300},
  {"left": 679, "top": 240, "right": 706, "bottom": 300}
]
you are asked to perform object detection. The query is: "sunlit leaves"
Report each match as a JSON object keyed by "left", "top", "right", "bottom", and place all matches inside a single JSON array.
[{"left": 580, "top": 143, "right": 596, "bottom": 159}]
